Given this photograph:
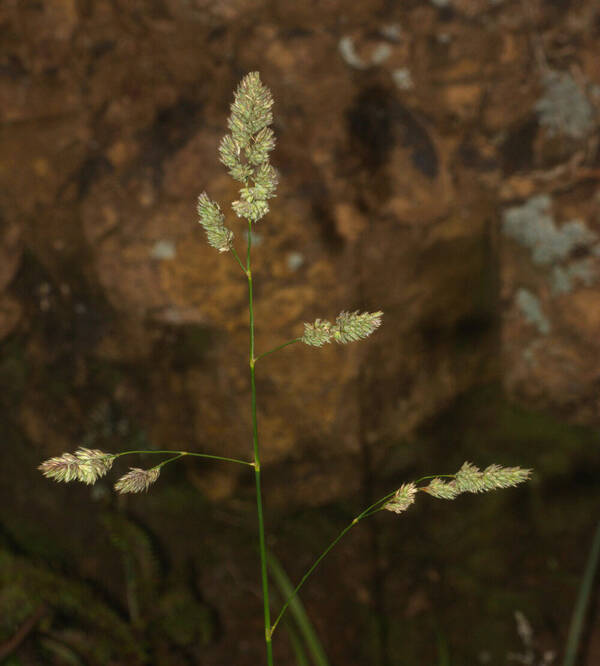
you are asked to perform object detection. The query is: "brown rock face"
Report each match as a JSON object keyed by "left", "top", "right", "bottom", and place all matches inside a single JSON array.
[
  {"left": 2, "top": 0, "right": 598, "bottom": 491},
  {"left": 501, "top": 189, "right": 600, "bottom": 423},
  {"left": 2, "top": 0, "right": 599, "bottom": 664}
]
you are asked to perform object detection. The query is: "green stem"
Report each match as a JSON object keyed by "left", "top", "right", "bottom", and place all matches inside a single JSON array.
[
  {"left": 255, "top": 338, "right": 302, "bottom": 363},
  {"left": 247, "top": 220, "right": 274, "bottom": 666},
  {"left": 231, "top": 246, "right": 247, "bottom": 274},
  {"left": 113, "top": 450, "right": 254, "bottom": 467},
  {"left": 153, "top": 453, "right": 185, "bottom": 469},
  {"left": 564, "top": 520, "right": 600, "bottom": 666},
  {"left": 270, "top": 490, "right": 395, "bottom": 636},
  {"left": 270, "top": 520, "right": 354, "bottom": 636},
  {"left": 414, "top": 474, "right": 456, "bottom": 485}
]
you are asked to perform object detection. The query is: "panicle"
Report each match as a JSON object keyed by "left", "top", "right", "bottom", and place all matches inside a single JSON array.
[
  {"left": 38, "top": 448, "right": 115, "bottom": 485},
  {"left": 384, "top": 482, "right": 418, "bottom": 514},
  {"left": 114, "top": 467, "right": 161, "bottom": 494},
  {"left": 197, "top": 193, "right": 234, "bottom": 252}
]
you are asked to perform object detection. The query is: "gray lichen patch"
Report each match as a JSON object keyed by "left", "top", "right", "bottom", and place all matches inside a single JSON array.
[
  {"left": 502, "top": 195, "right": 598, "bottom": 266},
  {"left": 286, "top": 251, "right": 304, "bottom": 272},
  {"left": 535, "top": 70, "right": 595, "bottom": 140},
  {"left": 393, "top": 68, "right": 414, "bottom": 91},
  {"left": 338, "top": 36, "right": 367, "bottom": 70},
  {"left": 379, "top": 24, "right": 402, "bottom": 43},
  {"left": 150, "top": 239, "right": 177, "bottom": 261},
  {"left": 371, "top": 43, "right": 392, "bottom": 65},
  {"left": 551, "top": 260, "right": 598, "bottom": 295},
  {"left": 516, "top": 288, "right": 551, "bottom": 335},
  {"left": 339, "top": 36, "right": 393, "bottom": 69}
]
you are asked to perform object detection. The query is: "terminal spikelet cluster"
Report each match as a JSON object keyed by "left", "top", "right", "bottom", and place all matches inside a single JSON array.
[
  {"left": 219, "top": 71, "right": 278, "bottom": 223},
  {"left": 197, "top": 72, "right": 278, "bottom": 252}
]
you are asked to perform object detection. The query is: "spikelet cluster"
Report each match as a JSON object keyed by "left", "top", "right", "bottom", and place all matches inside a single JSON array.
[
  {"left": 423, "top": 462, "right": 532, "bottom": 500},
  {"left": 333, "top": 311, "right": 384, "bottom": 343},
  {"left": 301, "top": 319, "right": 333, "bottom": 347},
  {"left": 38, "top": 448, "right": 115, "bottom": 485},
  {"left": 114, "top": 467, "right": 161, "bottom": 494},
  {"left": 197, "top": 193, "right": 233, "bottom": 253},
  {"left": 384, "top": 483, "right": 418, "bottom": 514},
  {"left": 423, "top": 477, "right": 461, "bottom": 500},
  {"left": 219, "top": 72, "right": 278, "bottom": 223},
  {"left": 383, "top": 463, "right": 531, "bottom": 516},
  {"left": 301, "top": 311, "right": 383, "bottom": 347}
]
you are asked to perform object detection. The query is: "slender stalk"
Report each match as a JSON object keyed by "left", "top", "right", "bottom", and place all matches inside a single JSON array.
[
  {"left": 153, "top": 453, "right": 185, "bottom": 469},
  {"left": 113, "top": 450, "right": 254, "bottom": 467},
  {"left": 255, "top": 338, "right": 302, "bottom": 363},
  {"left": 563, "top": 520, "right": 600, "bottom": 666},
  {"left": 231, "top": 246, "right": 247, "bottom": 274},
  {"left": 414, "top": 474, "right": 456, "bottom": 485},
  {"left": 270, "top": 477, "right": 457, "bottom": 634},
  {"left": 247, "top": 220, "right": 274, "bottom": 665},
  {"left": 271, "top": 520, "right": 355, "bottom": 636},
  {"left": 270, "top": 490, "right": 397, "bottom": 635}
]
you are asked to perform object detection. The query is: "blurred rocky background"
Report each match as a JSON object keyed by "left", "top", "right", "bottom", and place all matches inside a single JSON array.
[{"left": 1, "top": 0, "right": 600, "bottom": 664}]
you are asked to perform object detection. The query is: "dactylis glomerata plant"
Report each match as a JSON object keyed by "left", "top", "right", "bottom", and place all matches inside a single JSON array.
[{"left": 40, "top": 72, "right": 531, "bottom": 665}]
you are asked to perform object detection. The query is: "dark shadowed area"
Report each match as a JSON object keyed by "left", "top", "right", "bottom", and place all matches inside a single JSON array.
[{"left": 1, "top": 0, "right": 600, "bottom": 664}]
